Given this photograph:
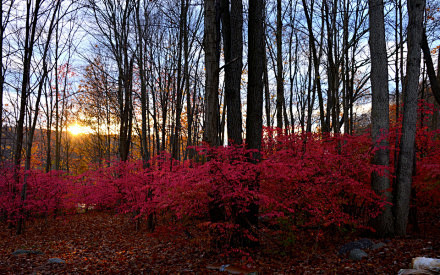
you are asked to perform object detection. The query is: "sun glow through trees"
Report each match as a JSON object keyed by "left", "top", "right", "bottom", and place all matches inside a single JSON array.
[{"left": 68, "top": 123, "right": 91, "bottom": 136}]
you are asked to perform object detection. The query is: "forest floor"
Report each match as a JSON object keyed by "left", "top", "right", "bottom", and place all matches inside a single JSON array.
[{"left": 1, "top": 211, "right": 439, "bottom": 274}]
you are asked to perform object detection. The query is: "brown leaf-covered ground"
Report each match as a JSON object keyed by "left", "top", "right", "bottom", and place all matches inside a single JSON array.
[{"left": 1, "top": 212, "right": 439, "bottom": 274}]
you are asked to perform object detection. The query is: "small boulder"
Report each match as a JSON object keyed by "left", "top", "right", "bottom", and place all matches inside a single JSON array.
[
  {"left": 357, "top": 238, "right": 374, "bottom": 249},
  {"left": 398, "top": 269, "right": 435, "bottom": 275},
  {"left": 371, "top": 242, "right": 386, "bottom": 250},
  {"left": 12, "top": 249, "right": 43, "bottom": 255},
  {"left": 412, "top": 257, "right": 440, "bottom": 273},
  {"left": 47, "top": 258, "right": 65, "bottom": 264},
  {"left": 338, "top": 242, "right": 363, "bottom": 255},
  {"left": 338, "top": 238, "right": 374, "bottom": 255},
  {"left": 349, "top": 249, "right": 368, "bottom": 261}
]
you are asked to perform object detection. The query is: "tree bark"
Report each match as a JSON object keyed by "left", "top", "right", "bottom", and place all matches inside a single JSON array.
[
  {"left": 135, "top": 0, "right": 150, "bottom": 166},
  {"left": 172, "top": 0, "right": 187, "bottom": 160},
  {"left": 244, "top": 0, "right": 265, "bottom": 247},
  {"left": 421, "top": 30, "right": 440, "bottom": 105},
  {"left": 264, "top": 45, "right": 271, "bottom": 129},
  {"left": 368, "top": 0, "right": 394, "bottom": 236},
  {"left": 394, "top": 0, "right": 425, "bottom": 236},
  {"left": 221, "top": 0, "right": 243, "bottom": 145},
  {"left": 276, "top": 0, "right": 284, "bottom": 131},
  {"left": 203, "top": 0, "right": 220, "bottom": 146}
]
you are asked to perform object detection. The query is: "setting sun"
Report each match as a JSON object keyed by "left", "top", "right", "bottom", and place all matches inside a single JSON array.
[{"left": 68, "top": 123, "right": 90, "bottom": 135}]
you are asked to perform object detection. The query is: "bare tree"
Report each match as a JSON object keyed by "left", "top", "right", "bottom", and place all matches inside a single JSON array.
[
  {"left": 171, "top": 0, "right": 188, "bottom": 159},
  {"left": 302, "top": 0, "right": 326, "bottom": 133},
  {"left": 87, "top": 0, "right": 135, "bottom": 161},
  {"left": 13, "top": 0, "right": 62, "bottom": 234},
  {"left": 134, "top": 0, "right": 150, "bottom": 165},
  {"left": 0, "top": 0, "right": 14, "bottom": 159}
]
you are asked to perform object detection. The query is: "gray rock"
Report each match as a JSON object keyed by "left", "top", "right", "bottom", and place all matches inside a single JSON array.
[
  {"left": 338, "top": 242, "right": 363, "bottom": 255},
  {"left": 357, "top": 238, "right": 374, "bottom": 249},
  {"left": 371, "top": 242, "right": 386, "bottom": 250},
  {"left": 12, "top": 249, "right": 43, "bottom": 255},
  {"left": 338, "top": 239, "right": 373, "bottom": 255},
  {"left": 47, "top": 258, "right": 65, "bottom": 264},
  {"left": 398, "top": 269, "right": 436, "bottom": 275},
  {"left": 349, "top": 249, "right": 368, "bottom": 261}
]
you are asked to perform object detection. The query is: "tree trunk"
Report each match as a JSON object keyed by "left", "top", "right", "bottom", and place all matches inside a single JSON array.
[
  {"left": 244, "top": 0, "right": 265, "bottom": 247},
  {"left": 17, "top": 0, "right": 60, "bottom": 234},
  {"left": 221, "top": 0, "right": 243, "bottom": 145},
  {"left": 302, "top": 0, "right": 326, "bottom": 133},
  {"left": 264, "top": 47, "right": 271, "bottom": 129},
  {"left": 135, "top": 0, "right": 149, "bottom": 167},
  {"left": 203, "top": 0, "right": 220, "bottom": 146},
  {"left": 54, "top": 19, "right": 61, "bottom": 170},
  {"left": 275, "top": 0, "right": 284, "bottom": 131},
  {"left": 14, "top": 0, "right": 42, "bottom": 235},
  {"left": 172, "top": 0, "right": 187, "bottom": 160},
  {"left": 368, "top": 0, "right": 394, "bottom": 236},
  {"left": 288, "top": 0, "right": 298, "bottom": 133},
  {"left": 421, "top": 30, "right": 440, "bottom": 105},
  {"left": 394, "top": 0, "right": 425, "bottom": 236},
  {"left": 0, "top": 1, "right": 4, "bottom": 159}
]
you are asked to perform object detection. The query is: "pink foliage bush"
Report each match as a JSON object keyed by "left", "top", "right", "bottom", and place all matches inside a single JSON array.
[
  {"left": 259, "top": 129, "right": 384, "bottom": 231},
  {"left": 0, "top": 164, "right": 68, "bottom": 223},
  {"left": 2, "top": 101, "right": 439, "bottom": 245},
  {"left": 64, "top": 132, "right": 383, "bottom": 243},
  {"left": 412, "top": 101, "right": 440, "bottom": 210},
  {"left": 0, "top": 132, "right": 385, "bottom": 242}
]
